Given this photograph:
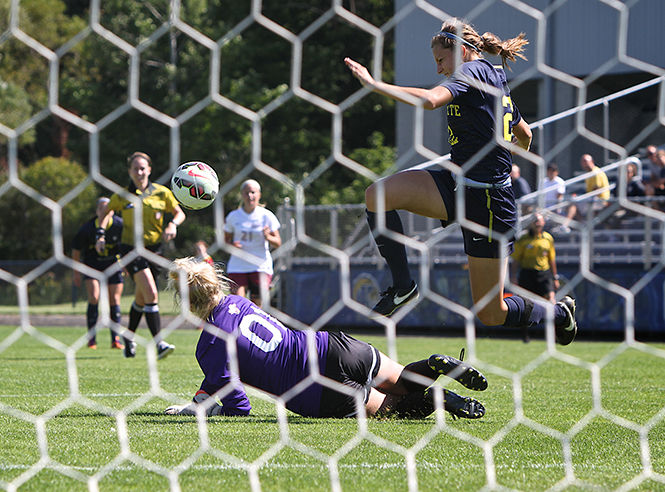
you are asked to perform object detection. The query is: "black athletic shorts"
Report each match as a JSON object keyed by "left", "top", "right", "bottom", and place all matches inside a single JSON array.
[
  {"left": 83, "top": 259, "right": 124, "bottom": 285},
  {"left": 518, "top": 268, "right": 554, "bottom": 297},
  {"left": 119, "top": 243, "right": 164, "bottom": 278},
  {"left": 318, "top": 331, "right": 381, "bottom": 418},
  {"left": 428, "top": 168, "right": 517, "bottom": 258}
]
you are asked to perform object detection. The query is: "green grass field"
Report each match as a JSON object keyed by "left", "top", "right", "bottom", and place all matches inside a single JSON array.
[
  {"left": 1, "top": 326, "right": 664, "bottom": 491},
  {"left": 0, "top": 295, "right": 180, "bottom": 316}
]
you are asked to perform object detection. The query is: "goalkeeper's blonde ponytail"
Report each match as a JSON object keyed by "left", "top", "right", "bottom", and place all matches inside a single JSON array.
[{"left": 168, "top": 257, "right": 231, "bottom": 319}]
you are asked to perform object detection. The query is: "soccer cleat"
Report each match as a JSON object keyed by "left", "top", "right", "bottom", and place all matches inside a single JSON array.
[
  {"left": 124, "top": 339, "right": 136, "bottom": 358},
  {"left": 555, "top": 296, "right": 577, "bottom": 346},
  {"left": 371, "top": 281, "right": 419, "bottom": 317},
  {"left": 443, "top": 389, "right": 485, "bottom": 420},
  {"left": 428, "top": 354, "right": 488, "bottom": 391},
  {"left": 157, "top": 342, "right": 175, "bottom": 360},
  {"left": 111, "top": 338, "right": 124, "bottom": 350},
  {"left": 87, "top": 342, "right": 97, "bottom": 350}
]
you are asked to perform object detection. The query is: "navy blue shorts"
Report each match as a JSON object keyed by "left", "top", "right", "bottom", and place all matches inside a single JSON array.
[
  {"left": 318, "top": 332, "right": 381, "bottom": 418},
  {"left": 83, "top": 259, "right": 124, "bottom": 285},
  {"left": 428, "top": 169, "right": 517, "bottom": 258}
]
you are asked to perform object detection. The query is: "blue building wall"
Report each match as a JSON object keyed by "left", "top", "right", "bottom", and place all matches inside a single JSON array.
[{"left": 280, "top": 264, "right": 664, "bottom": 337}]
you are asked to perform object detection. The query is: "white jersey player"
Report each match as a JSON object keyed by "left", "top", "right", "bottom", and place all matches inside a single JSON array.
[{"left": 224, "top": 179, "right": 281, "bottom": 305}]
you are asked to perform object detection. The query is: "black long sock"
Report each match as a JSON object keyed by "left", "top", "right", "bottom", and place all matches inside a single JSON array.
[
  {"left": 86, "top": 303, "right": 98, "bottom": 343},
  {"left": 366, "top": 209, "right": 412, "bottom": 290},
  {"left": 397, "top": 360, "right": 438, "bottom": 392},
  {"left": 143, "top": 303, "right": 161, "bottom": 340},
  {"left": 127, "top": 302, "right": 143, "bottom": 334},
  {"left": 381, "top": 390, "right": 435, "bottom": 419},
  {"left": 110, "top": 304, "right": 121, "bottom": 341},
  {"left": 503, "top": 294, "right": 568, "bottom": 328}
]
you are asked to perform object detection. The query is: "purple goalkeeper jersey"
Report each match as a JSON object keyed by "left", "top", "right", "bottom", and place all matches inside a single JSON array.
[{"left": 196, "top": 295, "right": 329, "bottom": 417}]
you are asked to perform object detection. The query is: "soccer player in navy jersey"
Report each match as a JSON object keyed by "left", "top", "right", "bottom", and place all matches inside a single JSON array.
[
  {"left": 72, "top": 197, "right": 124, "bottom": 349},
  {"left": 344, "top": 17, "right": 577, "bottom": 344},
  {"left": 164, "top": 258, "right": 487, "bottom": 420}
]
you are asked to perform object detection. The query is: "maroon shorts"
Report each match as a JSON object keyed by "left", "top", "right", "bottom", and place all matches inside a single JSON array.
[{"left": 227, "top": 272, "right": 272, "bottom": 295}]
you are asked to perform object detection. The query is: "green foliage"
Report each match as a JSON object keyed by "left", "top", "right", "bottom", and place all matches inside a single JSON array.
[
  {"left": 1, "top": 0, "right": 396, "bottom": 200},
  {"left": 0, "top": 156, "right": 97, "bottom": 259},
  {"left": 0, "top": 79, "right": 35, "bottom": 145},
  {"left": 0, "top": 0, "right": 399, "bottom": 261}
]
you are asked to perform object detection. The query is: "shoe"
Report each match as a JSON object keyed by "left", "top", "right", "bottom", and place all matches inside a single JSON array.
[
  {"left": 555, "top": 296, "right": 577, "bottom": 345},
  {"left": 428, "top": 353, "right": 488, "bottom": 391},
  {"left": 371, "top": 281, "right": 419, "bottom": 317},
  {"left": 124, "top": 339, "right": 136, "bottom": 358},
  {"left": 111, "top": 338, "right": 124, "bottom": 350},
  {"left": 443, "top": 389, "right": 485, "bottom": 419},
  {"left": 157, "top": 342, "right": 175, "bottom": 360},
  {"left": 87, "top": 343, "right": 97, "bottom": 350}
]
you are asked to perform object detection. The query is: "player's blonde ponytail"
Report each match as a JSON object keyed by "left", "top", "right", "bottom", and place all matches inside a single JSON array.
[
  {"left": 479, "top": 30, "right": 528, "bottom": 68},
  {"left": 432, "top": 18, "right": 528, "bottom": 70},
  {"left": 169, "top": 257, "right": 231, "bottom": 319}
]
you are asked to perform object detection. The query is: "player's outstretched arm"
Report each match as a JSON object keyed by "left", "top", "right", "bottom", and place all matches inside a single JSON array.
[{"left": 344, "top": 57, "right": 452, "bottom": 110}]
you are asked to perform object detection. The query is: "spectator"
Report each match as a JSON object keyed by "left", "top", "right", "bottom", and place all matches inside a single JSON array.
[
  {"left": 72, "top": 197, "right": 124, "bottom": 350},
  {"left": 510, "top": 164, "right": 531, "bottom": 200},
  {"left": 625, "top": 161, "right": 646, "bottom": 198},
  {"left": 651, "top": 150, "right": 665, "bottom": 210},
  {"left": 194, "top": 240, "right": 214, "bottom": 266},
  {"left": 96, "top": 151, "right": 185, "bottom": 360},
  {"left": 557, "top": 154, "right": 610, "bottom": 231},
  {"left": 541, "top": 163, "right": 566, "bottom": 212},
  {"left": 644, "top": 145, "right": 659, "bottom": 194},
  {"left": 224, "top": 179, "right": 281, "bottom": 307}
]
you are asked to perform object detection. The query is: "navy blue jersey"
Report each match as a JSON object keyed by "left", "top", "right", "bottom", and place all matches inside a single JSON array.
[
  {"left": 72, "top": 216, "right": 123, "bottom": 268},
  {"left": 441, "top": 59, "right": 522, "bottom": 183},
  {"left": 197, "top": 295, "right": 329, "bottom": 417}
]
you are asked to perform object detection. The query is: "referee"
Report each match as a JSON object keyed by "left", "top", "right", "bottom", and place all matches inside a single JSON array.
[{"left": 511, "top": 212, "right": 560, "bottom": 304}]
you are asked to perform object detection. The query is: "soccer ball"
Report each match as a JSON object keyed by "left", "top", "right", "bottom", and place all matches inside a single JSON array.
[{"left": 171, "top": 161, "right": 219, "bottom": 210}]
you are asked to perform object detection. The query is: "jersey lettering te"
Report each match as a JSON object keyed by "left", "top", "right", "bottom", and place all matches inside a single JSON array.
[{"left": 442, "top": 58, "right": 522, "bottom": 184}]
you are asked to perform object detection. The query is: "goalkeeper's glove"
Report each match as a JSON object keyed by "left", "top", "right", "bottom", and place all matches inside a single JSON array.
[{"left": 165, "top": 390, "right": 224, "bottom": 416}]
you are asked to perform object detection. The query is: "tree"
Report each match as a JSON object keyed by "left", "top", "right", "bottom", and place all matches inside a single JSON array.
[{"left": 0, "top": 156, "right": 97, "bottom": 259}]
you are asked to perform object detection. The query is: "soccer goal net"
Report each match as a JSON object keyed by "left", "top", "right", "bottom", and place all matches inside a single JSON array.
[{"left": 1, "top": 0, "right": 665, "bottom": 490}]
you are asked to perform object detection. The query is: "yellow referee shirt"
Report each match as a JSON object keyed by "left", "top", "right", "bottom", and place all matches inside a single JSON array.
[
  {"left": 512, "top": 231, "right": 556, "bottom": 271},
  {"left": 108, "top": 182, "right": 179, "bottom": 246}
]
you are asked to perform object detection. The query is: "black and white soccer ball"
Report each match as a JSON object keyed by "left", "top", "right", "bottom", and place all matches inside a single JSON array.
[{"left": 171, "top": 161, "right": 219, "bottom": 210}]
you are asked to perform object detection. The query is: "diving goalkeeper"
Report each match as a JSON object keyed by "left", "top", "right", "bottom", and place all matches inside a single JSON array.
[{"left": 165, "top": 257, "right": 487, "bottom": 420}]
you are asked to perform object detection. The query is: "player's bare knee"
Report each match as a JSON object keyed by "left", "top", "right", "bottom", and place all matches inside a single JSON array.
[{"left": 365, "top": 183, "right": 377, "bottom": 211}]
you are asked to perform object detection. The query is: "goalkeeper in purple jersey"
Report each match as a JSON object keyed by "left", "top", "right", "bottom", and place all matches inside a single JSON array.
[{"left": 165, "top": 258, "right": 488, "bottom": 420}]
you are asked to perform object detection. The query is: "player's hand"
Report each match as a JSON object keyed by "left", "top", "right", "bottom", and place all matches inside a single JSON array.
[
  {"left": 263, "top": 226, "right": 271, "bottom": 239},
  {"left": 165, "top": 390, "right": 224, "bottom": 416},
  {"left": 95, "top": 237, "right": 105, "bottom": 254},
  {"left": 344, "top": 57, "right": 375, "bottom": 87},
  {"left": 165, "top": 403, "right": 198, "bottom": 416},
  {"left": 73, "top": 271, "right": 81, "bottom": 288},
  {"left": 163, "top": 222, "right": 177, "bottom": 242},
  {"left": 232, "top": 241, "right": 243, "bottom": 249}
]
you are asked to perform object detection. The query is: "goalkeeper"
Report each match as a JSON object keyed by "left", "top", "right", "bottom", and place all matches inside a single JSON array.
[{"left": 165, "top": 257, "right": 487, "bottom": 420}]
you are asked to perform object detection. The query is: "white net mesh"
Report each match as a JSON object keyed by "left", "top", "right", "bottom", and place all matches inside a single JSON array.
[{"left": 1, "top": 0, "right": 665, "bottom": 490}]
